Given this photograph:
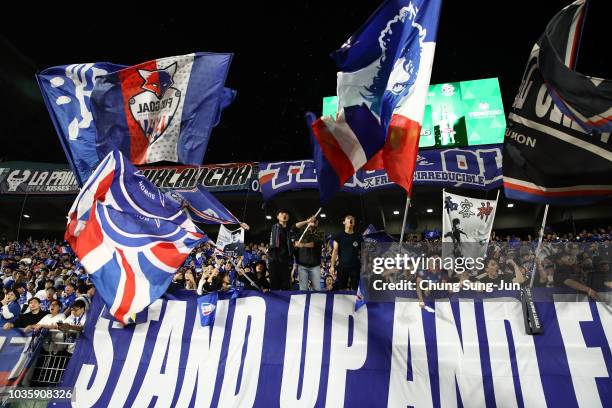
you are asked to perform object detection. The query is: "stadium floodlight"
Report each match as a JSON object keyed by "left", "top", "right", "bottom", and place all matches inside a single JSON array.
[
  {"left": 23, "top": 214, "right": 30, "bottom": 218},
  {"left": 426, "top": 209, "right": 433, "bottom": 213},
  {"left": 265, "top": 215, "right": 272, "bottom": 220},
  {"left": 507, "top": 203, "right": 515, "bottom": 208},
  {"left": 320, "top": 213, "right": 326, "bottom": 218},
  {"left": 393, "top": 210, "right": 400, "bottom": 215}
]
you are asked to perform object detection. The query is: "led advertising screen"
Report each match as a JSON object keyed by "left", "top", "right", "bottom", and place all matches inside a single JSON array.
[{"left": 321, "top": 77, "right": 506, "bottom": 148}]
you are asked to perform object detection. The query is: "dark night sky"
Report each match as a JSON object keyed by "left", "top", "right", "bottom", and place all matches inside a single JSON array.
[{"left": 0, "top": 1, "right": 608, "bottom": 165}]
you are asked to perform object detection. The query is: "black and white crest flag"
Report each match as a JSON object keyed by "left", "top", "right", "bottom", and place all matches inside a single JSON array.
[{"left": 503, "top": 0, "right": 612, "bottom": 204}]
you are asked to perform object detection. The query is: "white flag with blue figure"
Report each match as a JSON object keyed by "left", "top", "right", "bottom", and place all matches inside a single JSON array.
[{"left": 329, "top": 0, "right": 442, "bottom": 193}]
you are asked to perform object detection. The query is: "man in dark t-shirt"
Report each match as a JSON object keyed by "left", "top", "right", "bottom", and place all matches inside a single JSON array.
[
  {"left": 330, "top": 215, "right": 363, "bottom": 290},
  {"left": 294, "top": 216, "right": 324, "bottom": 290}
]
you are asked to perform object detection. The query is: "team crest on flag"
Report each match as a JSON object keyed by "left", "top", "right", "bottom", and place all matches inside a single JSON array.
[
  {"left": 200, "top": 302, "right": 216, "bottom": 316},
  {"left": 197, "top": 292, "right": 218, "bottom": 327},
  {"left": 129, "top": 63, "right": 181, "bottom": 145}
]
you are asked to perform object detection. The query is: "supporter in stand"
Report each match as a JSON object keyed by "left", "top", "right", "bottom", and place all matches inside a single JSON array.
[
  {"left": 323, "top": 275, "right": 336, "bottom": 291},
  {"left": 184, "top": 269, "right": 198, "bottom": 291},
  {"left": 268, "top": 209, "right": 294, "bottom": 290},
  {"left": 32, "top": 300, "right": 65, "bottom": 331},
  {"left": 552, "top": 251, "right": 601, "bottom": 300},
  {"left": 15, "top": 281, "right": 32, "bottom": 311},
  {"left": 59, "top": 299, "right": 88, "bottom": 354},
  {"left": 40, "top": 287, "right": 56, "bottom": 312},
  {"left": 330, "top": 215, "right": 363, "bottom": 290},
  {"left": 4, "top": 297, "right": 48, "bottom": 330},
  {"left": 0, "top": 289, "right": 22, "bottom": 327},
  {"left": 589, "top": 256, "right": 612, "bottom": 289},
  {"left": 294, "top": 215, "right": 323, "bottom": 291}
]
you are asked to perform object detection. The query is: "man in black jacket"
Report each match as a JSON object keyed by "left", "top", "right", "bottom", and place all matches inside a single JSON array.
[
  {"left": 268, "top": 209, "right": 294, "bottom": 290},
  {"left": 294, "top": 215, "right": 323, "bottom": 290}
]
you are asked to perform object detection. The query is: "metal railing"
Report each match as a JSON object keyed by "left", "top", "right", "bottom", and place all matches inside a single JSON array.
[{"left": 29, "top": 329, "right": 81, "bottom": 387}]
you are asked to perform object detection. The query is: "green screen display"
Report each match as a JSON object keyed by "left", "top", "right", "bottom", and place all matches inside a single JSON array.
[
  {"left": 322, "top": 96, "right": 339, "bottom": 117},
  {"left": 321, "top": 77, "right": 506, "bottom": 148}
]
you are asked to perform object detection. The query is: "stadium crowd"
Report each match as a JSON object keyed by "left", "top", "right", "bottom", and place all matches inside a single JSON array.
[{"left": 1, "top": 223, "right": 611, "bottom": 333}]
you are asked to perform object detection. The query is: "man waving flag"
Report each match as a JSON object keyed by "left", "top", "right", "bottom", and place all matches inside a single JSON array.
[
  {"left": 65, "top": 150, "right": 207, "bottom": 324},
  {"left": 314, "top": 0, "right": 442, "bottom": 196}
]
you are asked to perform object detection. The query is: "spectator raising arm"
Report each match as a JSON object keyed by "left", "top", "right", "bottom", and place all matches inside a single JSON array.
[{"left": 329, "top": 241, "right": 339, "bottom": 279}]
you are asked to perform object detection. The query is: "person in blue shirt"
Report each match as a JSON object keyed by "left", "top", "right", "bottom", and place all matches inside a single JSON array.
[
  {"left": 15, "top": 282, "right": 32, "bottom": 310},
  {"left": 40, "top": 287, "right": 56, "bottom": 312},
  {"left": 0, "top": 289, "right": 22, "bottom": 327},
  {"left": 60, "top": 283, "right": 76, "bottom": 311}
]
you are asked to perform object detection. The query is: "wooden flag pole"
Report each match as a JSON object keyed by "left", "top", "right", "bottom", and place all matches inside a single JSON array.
[
  {"left": 529, "top": 204, "right": 550, "bottom": 288},
  {"left": 297, "top": 207, "right": 322, "bottom": 244}
]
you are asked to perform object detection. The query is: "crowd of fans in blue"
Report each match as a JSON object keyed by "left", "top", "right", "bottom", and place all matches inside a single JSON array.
[{"left": 1, "top": 225, "right": 611, "bottom": 332}]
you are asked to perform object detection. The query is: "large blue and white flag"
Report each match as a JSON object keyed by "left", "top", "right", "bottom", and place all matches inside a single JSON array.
[
  {"left": 37, "top": 63, "right": 125, "bottom": 186},
  {"left": 59, "top": 291, "right": 612, "bottom": 408},
  {"left": 91, "top": 53, "right": 234, "bottom": 166},
  {"left": 37, "top": 53, "right": 236, "bottom": 186},
  {"left": 65, "top": 150, "right": 207, "bottom": 324},
  {"left": 327, "top": 0, "right": 442, "bottom": 193}
]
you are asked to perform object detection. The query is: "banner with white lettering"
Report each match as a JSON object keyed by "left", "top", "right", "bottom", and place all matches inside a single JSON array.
[
  {"left": 140, "top": 163, "right": 259, "bottom": 193},
  {"left": 258, "top": 145, "right": 502, "bottom": 201},
  {"left": 58, "top": 290, "right": 611, "bottom": 407},
  {"left": 0, "top": 163, "right": 259, "bottom": 195},
  {"left": 0, "top": 167, "right": 79, "bottom": 194}
]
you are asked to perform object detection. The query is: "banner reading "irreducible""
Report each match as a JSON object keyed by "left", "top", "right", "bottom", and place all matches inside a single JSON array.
[{"left": 259, "top": 145, "right": 502, "bottom": 201}]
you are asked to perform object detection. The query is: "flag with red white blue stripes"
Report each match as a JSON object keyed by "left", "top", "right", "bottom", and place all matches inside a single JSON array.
[
  {"left": 91, "top": 52, "right": 234, "bottom": 166},
  {"left": 65, "top": 150, "right": 207, "bottom": 324},
  {"left": 317, "top": 0, "right": 442, "bottom": 195},
  {"left": 311, "top": 105, "right": 386, "bottom": 203}
]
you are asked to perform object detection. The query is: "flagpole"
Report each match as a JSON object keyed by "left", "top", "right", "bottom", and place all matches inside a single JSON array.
[
  {"left": 494, "top": 189, "right": 500, "bottom": 219},
  {"left": 215, "top": 245, "right": 263, "bottom": 292},
  {"left": 297, "top": 207, "right": 322, "bottom": 244},
  {"left": 380, "top": 207, "right": 387, "bottom": 231},
  {"left": 398, "top": 194, "right": 411, "bottom": 245},
  {"left": 15, "top": 191, "right": 29, "bottom": 242},
  {"left": 227, "top": 256, "right": 263, "bottom": 292},
  {"left": 529, "top": 204, "right": 550, "bottom": 288}
]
